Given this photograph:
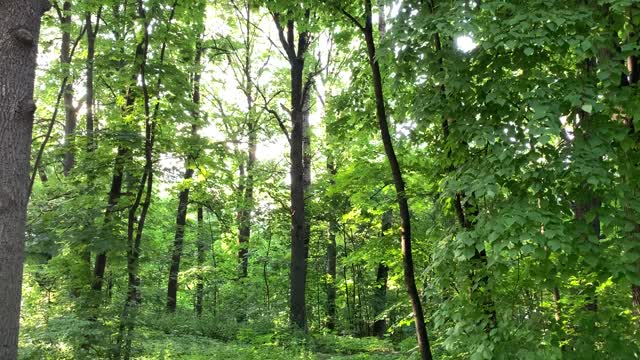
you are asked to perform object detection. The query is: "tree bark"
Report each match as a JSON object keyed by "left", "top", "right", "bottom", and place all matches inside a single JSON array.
[
  {"left": 373, "top": 210, "right": 392, "bottom": 337},
  {"left": 361, "top": 0, "right": 433, "bottom": 357},
  {"left": 290, "top": 57, "right": 307, "bottom": 330},
  {"left": 236, "top": 2, "right": 256, "bottom": 279},
  {"left": 0, "top": 1, "right": 50, "bottom": 358},
  {"left": 60, "top": 0, "right": 77, "bottom": 176},
  {"left": 195, "top": 206, "right": 205, "bottom": 316},
  {"left": 166, "top": 165, "right": 195, "bottom": 312},
  {"left": 325, "top": 160, "right": 338, "bottom": 331},
  {"left": 167, "top": 36, "right": 202, "bottom": 312},
  {"left": 85, "top": 8, "right": 100, "bottom": 153},
  {"left": 272, "top": 11, "right": 312, "bottom": 330}
]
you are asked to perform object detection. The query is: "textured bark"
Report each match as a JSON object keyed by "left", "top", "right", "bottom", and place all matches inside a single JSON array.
[
  {"left": 272, "top": 11, "right": 311, "bottom": 330},
  {"left": 302, "top": 79, "right": 312, "bottom": 272},
  {"left": 61, "top": 1, "right": 77, "bottom": 176},
  {"left": 361, "top": 0, "right": 432, "bottom": 357},
  {"left": 0, "top": 1, "right": 49, "bottom": 358},
  {"left": 167, "top": 35, "right": 202, "bottom": 312},
  {"left": 290, "top": 58, "right": 307, "bottom": 330},
  {"left": 372, "top": 210, "right": 392, "bottom": 338}
]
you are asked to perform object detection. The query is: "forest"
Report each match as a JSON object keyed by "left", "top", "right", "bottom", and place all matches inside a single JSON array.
[{"left": 1, "top": 0, "right": 640, "bottom": 359}]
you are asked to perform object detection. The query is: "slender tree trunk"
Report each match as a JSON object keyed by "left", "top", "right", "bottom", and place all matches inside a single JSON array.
[
  {"left": 361, "top": 0, "right": 432, "bottom": 357},
  {"left": 117, "top": 3, "right": 154, "bottom": 356},
  {"left": 237, "top": 3, "right": 256, "bottom": 279},
  {"left": 325, "top": 160, "right": 338, "bottom": 330},
  {"left": 290, "top": 57, "right": 307, "bottom": 329},
  {"left": 85, "top": 9, "right": 100, "bottom": 153},
  {"left": 166, "top": 166, "right": 195, "bottom": 312},
  {"left": 93, "top": 146, "right": 126, "bottom": 291},
  {"left": 117, "top": 0, "right": 179, "bottom": 354},
  {"left": 167, "top": 37, "right": 202, "bottom": 312},
  {"left": 195, "top": 206, "right": 205, "bottom": 317},
  {"left": 373, "top": 210, "right": 392, "bottom": 337},
  {"left": 92, "top": 11, "right": 145, "bottom": 291},
  {"left": 0, "top": 1, "right": 49, "bottom": 358},
  {"left": 61, "top": 0, "right": 77, "bottom": 176},
  {"left": 553, "top": 286, "right": 561, "bottom": 323}
]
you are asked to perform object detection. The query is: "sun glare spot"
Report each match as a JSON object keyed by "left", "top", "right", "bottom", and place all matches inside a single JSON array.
[{"left": 456, "top": 35, "right": 477, "bottom": 53}]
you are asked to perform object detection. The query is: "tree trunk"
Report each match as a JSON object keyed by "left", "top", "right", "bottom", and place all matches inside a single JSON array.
[
  {"left": 290, "top": 57, "right": 307, "bottom": 330},
  {"left": 361, "top": 0, "right": 432, "bottom": 357},
  {"left": 302, "top": 81, "right": 312, "bottom": 246},
  {"left": 116, "top": 2, "right": 158, "bottom": 356},
  {"left": 325, "top": 160, "right": 338, "bottom": 331},
  {"left": 85, "top": 9, "right": 100, "bottom": 153},
  {"left": 166, "top": 166, "right": 194, "bottom": 312},
  {"left": 237, "top": 2, "right": 256, "bottom": 279},
  {"left": 61, "top": 0, "right": 77, "bottom": 176},
  {"left": 167, "top": 37, "right": 202, "bottom": 312},
  {"left": 0, "top": 1, "right": 49, "bottom": 358},
  {"left": 93, "top": 146, "right": 126, "bottom": 291},
  {"left": 271, "top": 12, "right": 312, "bottom": 330},
  {"left": 553, "top": 286, "right": 561, "bottom": 323},
  {"left": 195, "top": 206, "right": 205, "bottom": 317},
  {"left": 373, "top": 210, "right": 392, "bottom": 337}
]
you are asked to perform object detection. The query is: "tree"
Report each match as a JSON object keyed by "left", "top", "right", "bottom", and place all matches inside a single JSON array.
[
  {"left": 270, "top": 5, "right": 315, "bottom": 330},
  {"left": 0, "top": 1, "right": 50, "bottom": 358},
  {"left": 335, "top": 0, "right": 433, "bottom": 357}
]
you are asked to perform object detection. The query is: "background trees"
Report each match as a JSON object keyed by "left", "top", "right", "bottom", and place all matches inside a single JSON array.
[{"left": 9, "top": 0, "right": 640, "bottom": 359}]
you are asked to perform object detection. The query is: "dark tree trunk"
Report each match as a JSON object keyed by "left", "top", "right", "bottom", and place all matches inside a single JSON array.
[
  {"left": 0, "top": 1, "right": 49, "bottom": 358},
  {"left": 195, "top": 206, "right": 205, "bottom": 316},
  {"left": 302, "top": 81, "right": 312, "bottom": 264},
  {"left": 326, "top": 220, "right": 338, "bottom": 330},
  {"left": 361, "top": 0, "right": 432, "bottom": 357},
  {"left": 61, "top": 0, "right": 77, "bottom": 176},
  {"left": 167, "top": 37, "right": 202, "bottom": 312},
  {"left": 116, "top": 1, "right": 160, "bottom": 356},
  {"left": 92, "top": 22, "right": 145, "bottom": 292},
  {"left": 237, "top": 126, "right": 256, "bottom": 278},
  {"left": 93, "top": 3, "right": 149, "bottom": 291},
  {"left": 272, "top": 11, "right": 312, "bottom": 330},
  {"left": 93, "top": 146, "right": 126, "bottom": 291},
  {"left": 325, "top": 160, "right": 338, "bottom": 331},
  {"left": 166, "top": 166, "right": 194, "bottom": 312},
  {"left": 290, "top": 57, "right": 307, "bottom": 330},
  {"left": 85, "top": 8, "right": 100, "bottom": 153},
  {"left": 372, "top": 210, "right": 392, "bottom": 338}
]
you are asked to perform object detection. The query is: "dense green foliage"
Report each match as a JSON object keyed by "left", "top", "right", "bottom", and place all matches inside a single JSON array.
[{"left": 17, "top": 0, "right": 640, "bottom": 359}]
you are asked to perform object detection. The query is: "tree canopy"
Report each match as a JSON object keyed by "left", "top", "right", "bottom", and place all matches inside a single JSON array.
[{"left": 4, "top": 0, "right": 640, "bottom": 359}]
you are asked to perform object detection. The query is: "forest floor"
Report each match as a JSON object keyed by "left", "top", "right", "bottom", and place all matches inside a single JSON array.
[{"left": 132, "top": 329, "right": 409, "bottom": 360}]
